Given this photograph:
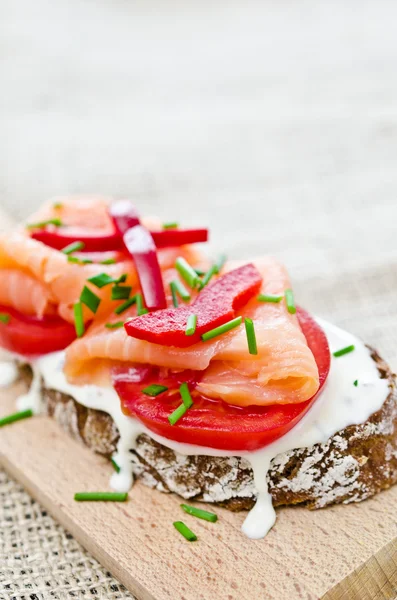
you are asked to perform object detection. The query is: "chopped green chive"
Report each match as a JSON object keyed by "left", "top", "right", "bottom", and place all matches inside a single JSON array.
[
  {"left": 73, "top": 302, "right": 85, "bottom": 337},
  {"left": 135, "top": 293, "right": 148, "bottom": 316},
  {"left": 111, "top": 458, "right": 120, "bottom": 473},
  {"left": 181, "top": 504, "right": 218, "bottom": 523},
  {"left": 0, "top": 409, "right": 33, "bottom": 428},
  {"left": 26, "top": 218, "right": 62, "bottom": 229},
  {"left": 80, "top": 286, "right": 101, "bottom": 314},
  {"left": 285, "top": 289, "right": 296, "bottom": 314},
  {"left": 172, "top": 280, "right": 191, "bottom": 302},
  {"left": 173, "top": 521, "right": 197, "bottom": 542},
  {"left": 111, "top": 285, "right": 132, "bottom": 301},
  {"left": 202, "top": 316, "right": 242, "bottom": 342},
  {"left": 88, "top": 273, "right": 117, "bottom": 288},
  {"left": 353, "top": 379, "right": 358, "bottom": 387},
  {"left": 185, "top": 314, "right": 197, "bottom": 337},
  {"left": 105, "top": 321, "right": 124, "bottom": 329},
  {"left": 142, "top": 384, "right": 169, "bottom": 397},
  {"left": 170, "top": 282, "right": 179, "bottom": 307},
  {"left": 100, "top": 258, "right": 117, "bottom": 265},
  {"left": 245, "top": 318, "right": 258, "bottom": 355},
  {"left": 214, "top": 253, "right": 227, "bottom": 274},
  {"left": 168, "top": 403, "right": 188, "bottom": 425},
  {"left": 198, "top": 265, "right": 217, "bottom": 290},
  {"left": 116, "top": 274, "right": 128, "bottom": 284},
  {"left": 333, "top": 345, "right": 355, "bottom": 358},
  {"left": 180, "top": 382, "right": 193, "bottom": 408},
  {"left": 0, "top": 313, "right": 10, "bottom": 325},
  {"left": 163, "top": 222, "right": 179, "bottom": 229},
  {"left": 61, "top": 241, "right": 85, "bottom": 255},
  {"left": 67, "top": 256, "right": 93, "bottom": 265},
  {"left": 74, "top": 492, "right": 128, "bottom": 502},
  {"left": 175, "top": 257, "right": 199, "bottom": 289},
  {"left": 115, "top": 297, "right": 136, "bottom": 315},
  {"left": 194, "top": 268, "right": 206, "bottom": 276},
  {"left": 257, "top": 294, "right": 283, "bottom": 303}
]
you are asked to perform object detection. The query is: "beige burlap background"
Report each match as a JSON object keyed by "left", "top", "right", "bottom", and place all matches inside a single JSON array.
[{"left": 1, "top": 1, "right": 397, "bottom": 598}]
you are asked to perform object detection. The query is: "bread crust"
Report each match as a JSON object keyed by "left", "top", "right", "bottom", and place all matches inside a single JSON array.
[{"left": 25, "top": 348, "right": 397, "bottom": 511}]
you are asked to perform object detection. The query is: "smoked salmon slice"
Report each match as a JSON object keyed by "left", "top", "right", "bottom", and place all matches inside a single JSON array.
[
  {"left": 0, "top": 197, "right": 202, "bottom": 324},
  {"left": 64, "top": 257, "right": 320, "bottom": 406}
]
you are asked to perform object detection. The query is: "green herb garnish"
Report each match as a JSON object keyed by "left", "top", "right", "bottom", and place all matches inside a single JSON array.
[
  {"left": 185, "top": 314, "right": 197, "bottom": 337},
  {"left": 194, "top": 268, "right": 206, "bottom": 276},
  {"left": 0, "top": 409, "right": 33, "bottom": 428},
  {"left": 202, "top": 316, "right": 242, "bottom": 342},
  {"left": 257, "top": 294, "right": 283, "bottom": 303},
  {"left": 198, "top": 264, "right": 217, "bottom": 290},
  {"left": 168, "top": 403, "right": 188, "bottom": 425},
  {"left": 172, "top": 280, "right": 191, "bottom": 302},
  {"left": 115, "top": 297, "right": 136, "bottom": 315},
  {"left": 73, "top": 302, "right": 85, "bottom": 337},
  {"left": 26, "top": 218, "right": 62, "bottom": 229},
  {"left": 105, "top": 321, "right": 124, "bottom": 329},
  {"left": 0, "top": 313, "right": 10, "bottom": 325},
  {"left": 88, "top": 273, "right": 117, "bottom": 288},
  {"left": 170, "top": 282, "right": 179, "bottom": 307},
  {"left": 74, "top": 492, "right": 128, "bottom": 502},
  {"left": 61, "top": 241, "right": 85, "bottom": 255},
  {"left": 333, "top": 345, "right": 355, "bottom": 358},
  {"left": 100, "top": 258, "right": 117, "bottom": 265},
  {"left": 111, "top": 285, "right": 132, "bottom": 301},
  {"left": 353, "top": 379, "right": 358, "bottom": 387},
  {"left": 80, "top": 286, "right": 101, "bottom": 314},
  {"left": 285, "top": 289, "right": 296, "bottom": 314},
  {"left": 175, "top": 257, "right": 199, "bottom": 289},
  {"left": 142, "top": 384, "right": 169, "bottom": 397},
  {"left": 135, "top": 293, "right": 148, "bottom": 316},
  {"left": 214, "top": 254, "right": 227, "bottom": 274},
  {"left": 67, "top": 256, "right": 93, "bottom": 265},
  {"left": 173, "top": 521, "right": 197, "bottom": 542},
  {"left": 180, "top": 382, "right": 193, "bottom": 408},
  {"left": 163, "top": 222, "right": 179, "bottom": 229},
  {"left": 181, "top": 504, "right": 218, "bottom": 523},
  {"left": 111, "top": 458, "right": 120, "bottom": 473},
  {"left": 244, "top": 318, "right": 258, "bottom": 355}
]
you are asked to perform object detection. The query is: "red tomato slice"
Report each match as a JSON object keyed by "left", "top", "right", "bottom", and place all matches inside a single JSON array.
[
  {"left": 0, "top": 305, "right": 77, "bottom": 358},
  {"left": 113, "top": 307, "right": 331, "bottom": 451}
]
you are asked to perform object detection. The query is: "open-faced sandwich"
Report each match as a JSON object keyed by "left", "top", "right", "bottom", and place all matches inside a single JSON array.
[{"left": 0, "top": 197, "right": 395, "bottom": 540}]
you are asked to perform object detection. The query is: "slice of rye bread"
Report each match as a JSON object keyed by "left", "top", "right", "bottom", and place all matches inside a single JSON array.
[{"left": 19, "top": 349, "right": 397, "bottom": 511}]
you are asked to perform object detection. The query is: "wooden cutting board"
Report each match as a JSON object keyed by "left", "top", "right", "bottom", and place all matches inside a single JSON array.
[
  {"left": 0, "top": 209, "right": 397, "bottom": 600},
  {"left": 1, "top": 384, "right": 397, "bottom": 600}
]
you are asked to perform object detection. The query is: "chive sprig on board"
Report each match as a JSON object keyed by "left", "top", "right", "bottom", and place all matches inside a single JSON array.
[
  {"left": 201, "top": 316, "right": 242, "bottom": 342},
  {"left": 0, "top": 409, "right": 33, "bottom": 428}
]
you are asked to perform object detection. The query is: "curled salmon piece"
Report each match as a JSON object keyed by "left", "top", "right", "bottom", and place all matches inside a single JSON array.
[
  {"left": 64, "top": 257, "right": 320, "bottom": 407},
  {"left": 0, "top": 197, "right": 203, "bottom": 324}
]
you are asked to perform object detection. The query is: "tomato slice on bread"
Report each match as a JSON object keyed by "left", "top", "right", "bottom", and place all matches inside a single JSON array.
[
  {"left": 0, "top": 305, "right": 77, "bottom": 357},
  {"left": 113, "top": 307, "right": 330, "bottom": 451}
]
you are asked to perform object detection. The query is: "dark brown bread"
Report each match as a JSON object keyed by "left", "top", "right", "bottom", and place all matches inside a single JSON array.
[{"left": 24, "top": 348, "right": 397, "bottom": 511}]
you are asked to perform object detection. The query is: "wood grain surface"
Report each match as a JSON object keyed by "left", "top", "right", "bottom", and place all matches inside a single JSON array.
[{"left": 1, "top": 380, "right": 397, "bottom": 600}]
